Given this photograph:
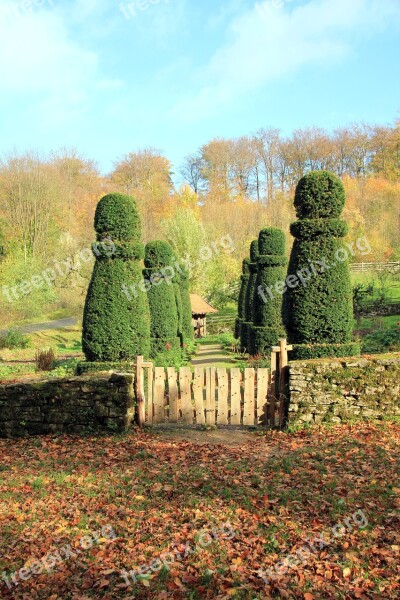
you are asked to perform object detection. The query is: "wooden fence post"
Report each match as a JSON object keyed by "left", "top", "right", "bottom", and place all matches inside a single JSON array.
[
  {"left": 278, "top": 339, "right": 293, "bottom": 427},
  {"left": 135, "top": 355, "right": 145, "bottom": 428}
]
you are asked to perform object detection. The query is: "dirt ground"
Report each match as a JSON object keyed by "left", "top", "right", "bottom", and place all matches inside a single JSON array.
[{"left": 150, "top": 426, "right": 263, "bottom": 446}]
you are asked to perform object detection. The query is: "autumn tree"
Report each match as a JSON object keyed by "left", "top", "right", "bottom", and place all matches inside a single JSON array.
[{"left": 111, "top": 149, "right": 173, "bottom": 238}]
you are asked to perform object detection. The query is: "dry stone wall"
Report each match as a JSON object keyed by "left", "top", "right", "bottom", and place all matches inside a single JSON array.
[
  {"left": 288, "top": 356, "right": 400, "bottom": 425},
  {"left": 0, "top": 373, "right": 135, "bottom": 437}
]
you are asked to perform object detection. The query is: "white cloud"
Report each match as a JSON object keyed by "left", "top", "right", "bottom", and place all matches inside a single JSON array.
[
  {"left": 0, "top": 0, "right": 120, "bottom": 126},
  {"left": 172, "top": 0, "right": 400, "bottom": 120}
]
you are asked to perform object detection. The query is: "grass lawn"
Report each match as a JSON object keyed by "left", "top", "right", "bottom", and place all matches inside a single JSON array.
[
  {"left": 0, "top": 423, "right": 398, "bottom": 599},
  {"left": 0, "top": 327, "right": 83, "bottom": 383}
]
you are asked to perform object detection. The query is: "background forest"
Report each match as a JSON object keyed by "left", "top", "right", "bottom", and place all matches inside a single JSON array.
[{"left": 0, "top": 118, "right": 399, "bottom": 328}]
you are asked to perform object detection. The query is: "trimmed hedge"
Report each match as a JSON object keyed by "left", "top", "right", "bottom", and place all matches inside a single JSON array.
[
  {"left": 290, "top": 342, "right": 361, "bottom": 361},
  {"left": 235, "top": 259, "right": 250, "bottom": 340},
  {"left": 179, "top": 268, "right": 195, "bottom": 346},
  {"left": 76, "top": 361, "right": 133, "bottom": 375},
  {"left": 284, "top": 172, "right": 356, "bottom": 359},
  {"left": 242, "top": 240, "right": 260, "bottom": 354},
  {"left": 174, "top": 273, "right": 184, "bottom": 346},
  {"left": 82, "top": 193, "right": 151, "bottom": 362},
  {"left": 144, "top": 241, "right": 180, "bottom": 357},
  {"left": 294, "top": 170, "right": 345, "bottom": 219},
  {"left": 251, "top": 228, "right": 287, "bottom": 355}
]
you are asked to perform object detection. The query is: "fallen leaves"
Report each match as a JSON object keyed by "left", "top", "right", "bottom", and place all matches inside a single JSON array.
[{"left": 0, "top": 422, "right": 399, "bottom": 598}]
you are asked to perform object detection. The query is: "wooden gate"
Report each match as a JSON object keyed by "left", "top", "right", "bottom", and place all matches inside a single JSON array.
[{"left": 134, "top": 339, "right": 292, "bottom": 429}]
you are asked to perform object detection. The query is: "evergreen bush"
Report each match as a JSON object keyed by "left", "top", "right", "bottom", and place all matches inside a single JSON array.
[
  {"left": 144, "top": 240, "right": 180, "bottom": 357},
  {"left": 283, "top": 171, "right": 356, "bottom": 358},
  {"left": 179, "top": 267, "right": 195, "bottom": 348},
  {"left": 235, "top": 258, "right": 250, "bottom": 341},
  {"left": 243, "top": 240, "right": 260, "bottom": 354},
  {"left": 82, "top": 193, "right": 151, "bottom": 361},
  {"left": 251, "top": 228, "right": 287, "bottom": 355}
]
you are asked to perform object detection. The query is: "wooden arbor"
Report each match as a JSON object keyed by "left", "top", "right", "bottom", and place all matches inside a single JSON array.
[{"left": 190, "top": 294, "right": 218, "bottom": 338}]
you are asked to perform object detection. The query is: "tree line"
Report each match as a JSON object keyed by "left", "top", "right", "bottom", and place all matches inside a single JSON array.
[{"left": 0, "top": 118, "right": 399, "bottom": 326}]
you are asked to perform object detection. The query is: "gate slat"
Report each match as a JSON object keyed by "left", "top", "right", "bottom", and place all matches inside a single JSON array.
[
  {"left": 243, "top": 368, "right": 255, "bottom": 426},
  {"left": 205, "top": 368, "right": 216, "bottom": 425},
  {"left": 167, "top": 367, "right": 179, "bottom": 423},
  {"left": 230, "top": 368, "right": 241, "bottom": 425},
  {"left": 257, "top": 368, "right": 269, "bottom": 426},
  {"left": 269, "top": 352, "right": 277, "bottom": 427},
  {"left": 217, "top": 368, "right": 228, "bottom": 425},
  {"left": 180, "top": 367, "right": 193, "bottom": 425},
  {"left": 146, "top": 364, "right": 154, "bottom": 424},
  {"left": 193, "top": 368, "right": 205, "bottom": 425},
  {"left": 153, "top": 367, "right": 166, "bottom": 423}
]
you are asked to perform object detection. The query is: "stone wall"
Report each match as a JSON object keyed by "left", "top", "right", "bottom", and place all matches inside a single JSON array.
[
  {"left": 0, "top": 373, "right": 135, "bottom": 437},
  {"left": 288, "top": 356, "right": 400, "bottom": 425}
]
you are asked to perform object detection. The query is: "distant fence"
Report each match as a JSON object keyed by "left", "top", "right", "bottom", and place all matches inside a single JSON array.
[{"left": 350, "top": 262, "right": 400, "bottom": 273}]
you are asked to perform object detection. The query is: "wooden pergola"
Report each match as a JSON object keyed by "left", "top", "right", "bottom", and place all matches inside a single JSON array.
[{"left": 190, "top": 294, "right": 218, "bottom": 338}]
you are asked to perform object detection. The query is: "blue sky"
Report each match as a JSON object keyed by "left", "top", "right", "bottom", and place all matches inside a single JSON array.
[{"left": 0, "top": 0, "right": 399, "bottom": 180}]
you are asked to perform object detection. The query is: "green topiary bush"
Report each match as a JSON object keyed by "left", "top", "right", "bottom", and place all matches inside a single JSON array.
[
  {"left": 82, "top": 193, "right": 151, "bottom": 362},
  {"left": 144, "top": 240, "right": 180, "bottom": 357},
  {"left": 251, "top": 228, "right": 287, "bottom": 355},
  {"left": 179, "top": 267, "right": 195, "bottom": 347},
  {"left": 243, "top": 240, "right": 260, "bottom": 355},
  {"left": 235, "top": 258, "right": 250, "bottom": 342},
  {"left": 284, "top": 171, "right": 356, "bottom": 359},
  {"left": 173, "top": 272, "right": 184, "bottom": 347}
]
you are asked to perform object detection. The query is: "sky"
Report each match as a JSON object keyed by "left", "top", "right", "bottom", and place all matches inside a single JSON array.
[{"left": 0, "top": 0, "right": 399, "bottom": 179}]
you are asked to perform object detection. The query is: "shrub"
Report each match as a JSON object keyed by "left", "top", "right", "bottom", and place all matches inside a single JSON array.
[
  {"left": 290, "top": 342, "right": 361, "bottom": 360},
  {"left": 242, "top": 240, "right": 260, "bottom": 354},
  {"left": 76, "top": 361, "right": 133, "bottom": 375},
  {"left": 179, "top": 268, "right": 195, "bottom": 345},
  {"left": 152, "top": 347, "right": 189, "bottom": 369},
  {"left": 173, "top": 272, "right": 184, "bottom": 346},
  {"left": 0, "top": 328, "right": 30, "bottom": 349},
  {"left": 251, "top": 228, "right": 287, "bottom": 355},
  {"left": 82, "top": 193, "right": 151, "bottom": 361},
  {"left": 284, "top": 171, "right": 356, "bottom": 359},
  {"left": 235, "top": 258, "right": 250, "bottom": 341},
  {"left": 361, "top": 325, "right": 400, "bottom": 354},
  {"left": 144, "top": 240, "right": 180, "bottom": 357},
  {"left": 35, "top": 348, "right": 56, "bottom": 371},
  {"left": 239, "top": 241, "right": 259, "bottom": 352}
]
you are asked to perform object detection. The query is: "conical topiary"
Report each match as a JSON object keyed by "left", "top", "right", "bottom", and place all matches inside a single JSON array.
[
  {"left": 283, "top": 171, "right": 358, "bottom": 359},
  {"left": 82, "top": 193, "right": 151, "bottom": 361},
  {"left": 179, "top": 267, "right": 195, "bottom": 346},
  {"left": 251, "top": 228, "right": 287, "bottom": 355},
  {"left": 243, "top": 240, "right": 261, "bottom": 355},
  {"left": 144, "top": 240, "right": 180, "bottom": 357},
  {"left": 235, "top": 258, "right": 250, "bottom": 342}
]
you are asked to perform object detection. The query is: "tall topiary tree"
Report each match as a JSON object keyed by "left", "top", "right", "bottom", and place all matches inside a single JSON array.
[
  {"left": 283, "top": 171, "right": 358, "bottom": 359},
  {"left": 235, "top": 258, "right": 250, "bottom": 341},
  {"left": 173, "top": 272, "right": 184, "bottom": 346},
  {"left": 179, "top": 268, "right": 194, "bottom": 346},
  {"left": 251, "top": 228, "right": 287, "bottom": 355},
  {"left": 241, "top": 241, "right": 259, "bottom": 353},
  {"left": 144, "top": 241, "right": 180, "bottom": 357},
  {"left": 82, "top": 193, "right": 151, "bottom": 361}
]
